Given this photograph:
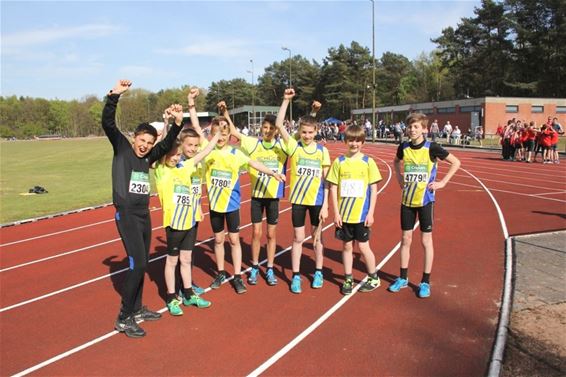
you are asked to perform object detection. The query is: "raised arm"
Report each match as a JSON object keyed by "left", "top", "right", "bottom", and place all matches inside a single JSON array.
[
  {"left": 102, "top": 79, "right": 132, "bottom": 149},
  {"left": 218, "top": 101, "right": 242, "bottom": 142},
  {"left": 275, "top": 88, "right": 295, "bottom": 143},
  {"left": 189, "top": 131, "right": 221, "bottom": 166},
  {"left": 310, "top": 100, "right": 322, "bottom": 117},
  {"left": 148, "top": 103, "right": 183, "bottom": 164},
  {"left": 186, "top": 88, "right": 208, "bottom": 144},
  {"left": 248, "top": 160, "right": 286, "bottom": 182}
]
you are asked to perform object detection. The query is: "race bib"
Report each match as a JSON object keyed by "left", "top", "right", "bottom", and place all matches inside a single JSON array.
[
  {"left": 257, "top": 160, "right": 279, "bottom": 178},
  {"left": 404, "top": 164, "right": 429, "bottom": 183},
  {"left": 173, "top": 185, "right": 191, "bottom": 206},
  {"left": 211, "top": 169, "right": 232, "bottom": 188},
  {"left": 296, "top": 158, "right": 321, "bottom": 178},
  {"left": 128, "top": 171, "right": 150, "bottom": 195},
  {"left": 191, "top": 176, "right": 202, "bottom": 196},
  {"left": 340, "top": 179, "right": 364, "bottom": 197}
]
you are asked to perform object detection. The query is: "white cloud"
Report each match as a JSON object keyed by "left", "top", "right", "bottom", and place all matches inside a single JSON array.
[
  {"left": 2, "top": 24, "right": 120, "bottom": 48},
  {"left": 156, "top": 38, "right": 252, "bottom": 58}
]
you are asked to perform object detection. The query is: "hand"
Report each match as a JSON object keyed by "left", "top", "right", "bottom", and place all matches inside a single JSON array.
[
  {"left": 364, "top": 213, "right": 374, "bottom": 227},
  {"left": 311, "top": 100, "right": 322, "bottom": 113},
  {"left": 188, "top": 88, "right": 200, "bottom": 104},
  {"left": 272, "top": 173, "right": 286, "bottom": 182},
  {"left": 217, "top": 101, "right": 227, "bottom": 114},
  {"left": 283, "top": 88, "right": 295, "bottom": 100},
  {"left": 427, "top": 180, "right": 446, "bottom": 192},
  {"left": 334, "top": 213, "right": 343, "bottom": 228},
  {"left": 319, "top": 205, "right": 328, "bottom": 223},
  {"left": 169, "top": 104, "right": 184, "bottom": 125},
  {"left": 111, "top": 79, "right": 131, "bottom": 95}
]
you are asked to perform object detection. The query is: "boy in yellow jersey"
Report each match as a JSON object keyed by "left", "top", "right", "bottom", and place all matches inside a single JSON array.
[
  {"left": 155, "top": 125, "right": 220, "bottom": 316},
  {"left": 219, "top": 102, "right": 287, "bottom": 286},
  {"left": 389, "top": 112, "right": 461, "bottom": 298},
  {"left": 276, "top": 89, "right": 330, "bottom": 294},
  {"left": 327, "top": 124, "right": 382, "bottom": 295},
  {"left": 190, "top": 99, "right": 286, "bottom": 294}
]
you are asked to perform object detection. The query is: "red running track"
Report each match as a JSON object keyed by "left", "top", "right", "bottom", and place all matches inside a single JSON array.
[{"left": 1, "top": 143, "right": 564, "bottom": 376}]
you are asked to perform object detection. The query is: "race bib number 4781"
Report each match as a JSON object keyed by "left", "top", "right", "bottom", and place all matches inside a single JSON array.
[
  {"left": 129, "top": 171, "right": 150, "bottom": 195},
  {"left": 296, "top": 158, "right": 321, "bottom": 178},
  {"left": 404, "top": 164, "right": 429, "bottom": 183}
]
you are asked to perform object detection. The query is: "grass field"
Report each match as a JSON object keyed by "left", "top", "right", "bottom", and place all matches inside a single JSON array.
[{"left": 0, "top": 138, "right": 158, "bottom": 224}]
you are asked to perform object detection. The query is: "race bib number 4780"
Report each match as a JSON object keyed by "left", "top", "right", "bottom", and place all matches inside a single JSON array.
[
  {"left": 129, "top": 171, "right": 150, "bottom": 195},
  {"left": 211, "top": 169, "right": 232, "bottom": 188},
  {"left": 404, "top": 164, "right": 429, "bottom": 183}
]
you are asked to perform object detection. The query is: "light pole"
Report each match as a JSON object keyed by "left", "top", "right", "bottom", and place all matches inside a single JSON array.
[
  {"left": 247, "top": 59, "right": 255, "bottom": 129},
  {"left": 281, "top": 46, "right": 292, "bottom": 122},
  {"left": 371, "top": 0, "right": 376, "bottom": 143}
]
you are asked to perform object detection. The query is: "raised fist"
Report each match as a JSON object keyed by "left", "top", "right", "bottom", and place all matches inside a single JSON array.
[
  {"left": 217, "top": 101, "right": 227, "bottom": 114},
  {"left": 188, "top": 88, "right": 200, "bottom": 101},
  {"left": 111, "top": 79, "right": 132, "bottom": 95},
  {"left": 284, "top": 88, "right": 295, "bottom": 100},
  {"left": 311, "top": 100, "right": 322, "bottom": 112}
]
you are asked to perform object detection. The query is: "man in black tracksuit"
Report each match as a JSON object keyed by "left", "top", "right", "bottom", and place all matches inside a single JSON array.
[{"left": 102, "top": 80, "right": 182, "bottom": 338}]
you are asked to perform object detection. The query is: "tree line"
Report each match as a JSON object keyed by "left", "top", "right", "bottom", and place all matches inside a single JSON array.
[{"left": 1, "top": 0, "right": 563, "bottom": 139}]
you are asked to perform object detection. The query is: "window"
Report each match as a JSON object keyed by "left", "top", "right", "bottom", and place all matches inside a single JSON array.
[
  {"left": 418, "top": 108, "right": 434, "bottom": 114},
  {"left": 556, "top": 106, "right": 566, "bottom": 114},
  {"left": 437, "top": 107, "right": 456, "bottom": 113},
  {"left": 506, "top": 105, "right": 518, "bottom": 113},
  {"left": 531, "top": 105, "right": 544, "bottom": 113},
  {"left": 460, "top": 105, "right": 481, "bottom": 113}
]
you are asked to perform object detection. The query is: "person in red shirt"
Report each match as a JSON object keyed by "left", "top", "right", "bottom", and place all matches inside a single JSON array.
[
  {"left": 524, "top": 122, "right": 537, "bottom": 163},
  {"left": 540, "top": 125, "right": 553, "bottom": 164},
  {"left": 549, "top": 127, "right": 560, "bottom": 164}
]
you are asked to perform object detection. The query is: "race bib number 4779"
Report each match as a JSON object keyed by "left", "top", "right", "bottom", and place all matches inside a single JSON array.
[
  {"left": 129, "top": 171, "right": 150, "bottom": 195},
  {"left": 404, "top": 164, "right": 429, "bottom": 183}
]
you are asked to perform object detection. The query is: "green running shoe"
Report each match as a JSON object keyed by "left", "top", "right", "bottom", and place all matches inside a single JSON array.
[
  {"left": 167, "top": 298, "right": 184, "bottom": 316},
  {"left": 341, "top": 278, "right": 353, "bottom": 295},
  {"left": 183, "top": 294, "right": 212, "bottom": 308},
  {"left": 359, "top": 276, "right": 381, "bottom": 293}
]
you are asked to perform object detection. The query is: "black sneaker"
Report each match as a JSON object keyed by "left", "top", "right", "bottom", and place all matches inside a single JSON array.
[
  {"left": 341, "top": 278, "right": 353, "bottom": 295},
  {"left": 115, "top": 315, "right": 146, "bottom": 338},
  {"left": 133, "top": 306, "right": 162, "bottom": 321},
  {"left": 232, "top": 276, "right": 247, "bottom": 294},
  {"left": 210, "top": 271, "right": 228, "bottom": 289}
]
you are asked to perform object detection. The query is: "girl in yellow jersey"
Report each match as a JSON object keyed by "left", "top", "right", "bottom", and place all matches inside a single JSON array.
[
  {"left": 221, "top": 102, "right": 288, "bottom": 287},
  {"left": 389, "top": 113, "right": 460, "bottom": 299},
  {"left": 327, "top": 124, "right": 382, "bottom": 295},
  {"left": 277, "top": 89, "right": 330, "bottom": 294},
  {"left": 189, "top": 98, "right": 285, "bottom": 295},
  {"left": 155, "top": 123, "right": 220, "bottom": 316}
]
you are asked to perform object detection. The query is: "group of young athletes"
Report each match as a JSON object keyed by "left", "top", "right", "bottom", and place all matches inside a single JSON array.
[
  {"left": 499, "top": 117, "right": 563, "bottom": 164},
  {"left": 103, "top": 79, "right": 461, "bottom": 338}
]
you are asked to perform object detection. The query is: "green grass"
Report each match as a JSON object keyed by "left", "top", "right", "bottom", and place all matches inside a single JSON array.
[{"left": 0, "top": 137, "right": 158, "bottom": 224}]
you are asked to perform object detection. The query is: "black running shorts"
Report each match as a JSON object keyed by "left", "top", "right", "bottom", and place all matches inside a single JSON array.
[
  {"left": 165, "top": 223, "right": 199, "bottom": 256},
  {"left": 335, "top": 222, "right": 370, "bottom": 242},
  {"left": 250, "top": 198, "right": 279, "bottom": 225},
  {"left": 291, "top": 204, "right": 322, "bottom": 228},
  {"left": 210, "top": 209, "right": 240, "bottom": 233},
  {"left": 401, "top": 203, "right": 434, "bottom": 233}
]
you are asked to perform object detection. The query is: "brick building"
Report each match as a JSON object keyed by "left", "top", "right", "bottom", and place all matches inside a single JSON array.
[{"left": 352, "top": 97, "right": 566, "bottom": 135}]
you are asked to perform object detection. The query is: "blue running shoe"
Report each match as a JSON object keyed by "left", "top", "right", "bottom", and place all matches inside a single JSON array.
[
  {"left": 291, "top": 275, "right": 302, "bottom": 294},
  {"left": 312, "top": 271, "right": 323, "bottom": 289},
  {"left": 265, "top": 268, "right": 278, "bottom": 286},
  {"left": 192, "top": 284, "right": 205, "bottom": 295},
  {"left": 388, "top": 277, "right": 409, "bottom": 292},
  {"left": 418, "top": 282, "right": 431, "bottom": 298},
  {"left": 248, "top": 267, "right": 259, "bottom": 285}
]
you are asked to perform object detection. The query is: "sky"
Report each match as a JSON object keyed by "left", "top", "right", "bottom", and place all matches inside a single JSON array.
[{"left": 1, "top": 0, "right": 481, "bottom": 100}]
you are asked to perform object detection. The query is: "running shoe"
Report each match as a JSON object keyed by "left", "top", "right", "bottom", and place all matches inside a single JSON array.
[
  {"left": 167, "top": 298, "right": 184, "bottom": 316},
  {"left": 192, "top": 284, "right": 205, "bottom": 295},
  {"left": 418, "top": 282, "right": 431, "bottom": 298},
  {"left": 265, "top": 268, "right": 278, "bottom": 286},
  {"left": 232, "top": 276, "right": 247, "bottom": 294},
  {"left": 248, "top": 267, "right": 259, "bottom": 285},
  {"left": 133, "top": 306, "right": 162, "bottom": 321},
  {"left": 183, "top": 294, "right": 212, "bottom": 308},
  {"left": 359, "top": 276, "right": 381, "bottom": 293},
  {"left": 115, "top": 315, "right": 145, "bottom": 338},
  {"left": 388, "top": 277, "right": 409, "bottom": 293},
  {"left": 341, "top": 278, "right": 353, "bottom": 295},
  {"left": 210, "top": 272, "right": 228, "bottom": 289},
  {"left": 291, "top": 275, "right": 302, "bottom": 294},
  {"left": 312, "top": 270, "right": 324, "bottom": 289}
]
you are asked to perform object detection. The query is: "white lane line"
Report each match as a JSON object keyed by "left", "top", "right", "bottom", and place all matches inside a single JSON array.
[
  {"left": 532, "top": 191, "right": 566, "bottom": 196},
  {"left": 458, "top": 168, "right": 510, "bottom": 377},
  {"left": 0, "top": 185, "right": 269, "bottom": 273},
  {"left": 0, "top": 205, "right": 293, "bottom": 313},
  {"left": 0, "top": 183, "right": 252, "bottom": 248},
  {"left": 450, "top": 181, "right": 566, "bottom": 203},
  {"left": 450, "top": 173, "right": 566, "bottom": 192},
  {"left": 10, "top": 150, "right": 392, "bottom": 376}
]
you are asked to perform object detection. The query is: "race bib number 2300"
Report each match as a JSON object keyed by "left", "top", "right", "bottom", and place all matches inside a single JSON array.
[{"left": 129, "top": 171, "right": 150, "bottom": 195}]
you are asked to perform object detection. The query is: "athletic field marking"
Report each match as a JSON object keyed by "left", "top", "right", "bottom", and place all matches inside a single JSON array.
[
  {"left": 0, "top": 183, "right": 252, "bottom": 248},
  {"left": 459, "top": 168, "right": 510, "bottom": 377},
  {"left": 10, "top": 152, "right": 392, "bottom": 376},
  {"left": 450, "top": 181, "right": 566, "bottom": 203},
  {"left": 0, "top": 184, "right": 272, "bottom": 273},
  {"left": 451, "top": 173, "right": 566, "bottom": 192},
  {"left": 457, "top": 165, "right": 566, "bottom": 184},
  {"left": 532, "top": 191, "right": 566, "bottom": 196}
]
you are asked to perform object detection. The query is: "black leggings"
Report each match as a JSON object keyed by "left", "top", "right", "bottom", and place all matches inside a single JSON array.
[{"left": 114, "top": 208, "right": 151, "bottom": 316}]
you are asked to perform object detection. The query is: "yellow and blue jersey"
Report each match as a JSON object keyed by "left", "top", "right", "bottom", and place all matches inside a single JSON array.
[
  {"left": 155, "top": 161, "right": 204, "bottom": 230},
  {"left": 204, "top": 146, "right": 250, "bottom": 213},
  {"left": 400, "top": 141, "right": 437, "bottom": 208},
  {"left": 240, "top": 135, "right": 288, "bottom": 199},
  {"left": 326, "top": 154, "right": 382, "bottom": 224},
  {"left": 287, "top": 138, "right": 330, "bottom": 206}
]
